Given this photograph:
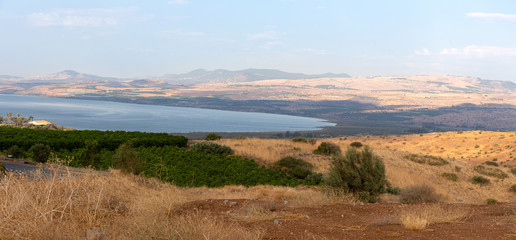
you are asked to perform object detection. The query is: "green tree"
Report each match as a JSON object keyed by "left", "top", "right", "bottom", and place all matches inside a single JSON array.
[
  {"left": 30, "top": 143, "right": 51, "bottom": 163},
  {"left": 114, "top": 141, "right": 143, "bottom": 174},
  {"left": 325, "top": 146, "right": 388, "bottom": 203},
  {"left": 205, "top": 132, "right": 222, "bottom": 141},
  {"left": 8, "top": 145, "right": 23, "bottom": 159},
  {"left": 313, "top": 142, "right": 341, "bottom": 156},
  {"left": 81, "top": 140, "right": 99, "bottom": 166}
]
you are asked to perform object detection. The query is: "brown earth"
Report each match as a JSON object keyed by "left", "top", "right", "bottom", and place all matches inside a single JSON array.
[{"left": 177, "top": 199, "right": 516, "bottom": 240}]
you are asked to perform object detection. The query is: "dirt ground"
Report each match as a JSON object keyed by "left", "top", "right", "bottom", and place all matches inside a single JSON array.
[{"left": 176, "top": 199, "right": 516, "bottom": 240}]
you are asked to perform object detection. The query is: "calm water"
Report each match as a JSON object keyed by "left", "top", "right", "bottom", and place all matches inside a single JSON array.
[{"left": 0, "top": 94, "right": 334, "bottom": 133}]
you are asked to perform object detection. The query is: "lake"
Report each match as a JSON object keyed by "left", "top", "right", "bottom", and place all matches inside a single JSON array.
[{"left": 0, "top": 94, "right": 335, "bottom": 133}]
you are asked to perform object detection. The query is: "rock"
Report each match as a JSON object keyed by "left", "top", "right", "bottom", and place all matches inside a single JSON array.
[
  {"left": 229, "top": 201, "right": 238, "bottom": 206},
  {"left": 86, "top": 229, "right": 104, "bottom": 240},
  {"left": 252, "top": 196, "right": 258, "bottom": 200},
  {"left": 273, "top": 219, "right": 283, "bottom": 225},
  {"left": 283, "top": 200, "right": 288, "bottom": 205},
  {"left": 223, "top": 200, "right": 228, "bottom": 205}
]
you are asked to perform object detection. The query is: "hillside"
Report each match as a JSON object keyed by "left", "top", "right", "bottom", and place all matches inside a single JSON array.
[{"left": 2, "top": 131, "right": 516, "bottom": 239}]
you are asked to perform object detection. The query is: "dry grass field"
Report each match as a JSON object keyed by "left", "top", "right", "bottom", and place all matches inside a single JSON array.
[
  {"left": 218, "top": 131, "right": 516, "bottom": 204},
  {"left": 1, "top": 131, "right": 516, "bottom": 239}
]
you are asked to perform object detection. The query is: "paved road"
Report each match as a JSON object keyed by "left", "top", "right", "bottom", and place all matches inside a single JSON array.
[{"left": 1, "top": 160, "right": 40, "bottom": 173}]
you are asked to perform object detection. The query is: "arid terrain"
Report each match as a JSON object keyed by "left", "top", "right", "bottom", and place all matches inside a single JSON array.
[
  {"left": 1, "top": 131, "right": 516, "bottom": 239},
  {"left": 1, "top": 70, "right": 515, "bottom": 135}
]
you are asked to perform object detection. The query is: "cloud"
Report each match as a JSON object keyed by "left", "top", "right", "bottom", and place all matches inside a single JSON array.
[
  {"left": 440, "top": 45, "right": 516, "bottom": 57},
  {"left": 28, "top": 7, "right": 143, "bottom": 27},
  {"left": 168, "top": 0, "right": 188, "bottom": 5},
  {"left": 467, "top": 12, "right": 516, "bottom": 21},
  {"left": 415, "top": 48, "right": 431, "bottom": 55}
]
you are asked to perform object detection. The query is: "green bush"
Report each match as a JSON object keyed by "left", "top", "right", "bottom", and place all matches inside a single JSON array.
[
  {"left": 471, "top": 175, "right": 490, "bottom": 185},
  {"left": 399, "top": 184, "right": 441, "bottom": 204},
  {"left": 274, "top": 156, "right": 314, "bottom": 179},
  {"left": 510, "top": 184, "right": 516, "bottom": 193},
  {"left": 350, "top": 141, "right": 363, "bottom": 148},
  {"left": 486, "top": 198, "right": 498, "bottom": 205},
  {"left": 474, "top": 165, "right": 508, "bottom": 179},
  {"left": 313, "top": 142, "right": 341, "bottom": 156},
  {"left": 29, "top": 143, "right": 51, "bottom": 163},
  {"left": 113, "top": 141, "right": 144, "bottom": 174},
  {"left": 484, "top": 161, "right": 498, "bottom": 167},
  {"left": 441, "top": 172, "right": 458, "bottom": 181},
  {"left": 308, "top": 138, "right": 317, "bottom": 145},
  {"left": 324, "top": 147, "right": 387, "bottom": 203},
  {"left": 510, "top": 168, "right": 516, "bottom": 176},
  {"left": 190, "top": 142, "right": 234, "bottom": 155},
  {"left": 204, "top": 133, "right": 222, "bottom": 141},
  {"left": 7, "top": 145, "right": 23, "bottom": 159},
  {"left": 292, "top": 137, "right": 308, "bottom": 143},
  {"left": 404, "top": 154, "right": 449, "bottom": 166},
  {"left": 305, "top": 172, "right": 323, "bottom": 185}
]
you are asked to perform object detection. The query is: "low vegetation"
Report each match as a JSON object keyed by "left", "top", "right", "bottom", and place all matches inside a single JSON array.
[
  {"left": 313, "top": 142, "right": 341, "bottom": 156},
  {"left": 398, "top": 205, "right": 470, "bottom": 231},
  {"left": 325, "top": 147, "right": 388, "bottom": 203},
  {"left": 441, "top": 172, "right": 458, "bottom": 181},
  {"left": 471, "top": 175, "right": 490, "bottom": 185},
  {"left": 473, "top": 165, "right": 509, "bottom": 179},
  {"left": 404, "top": 154, "right": 449, "bottom": 166},
  {"left": 190, "top": 141, "right": 234, "bottom": 155},
  {"left": 399, "top": 184, "right": 441, "bottom": 204}
]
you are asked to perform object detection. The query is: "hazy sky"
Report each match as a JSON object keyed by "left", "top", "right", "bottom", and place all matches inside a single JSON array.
[{"left": 1, "top": 0, "right": 516, "bottom": 81}]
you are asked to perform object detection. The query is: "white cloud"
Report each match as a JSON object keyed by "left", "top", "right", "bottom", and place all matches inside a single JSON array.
[
  {"left": 415, "top": 48, "right": 431, "bottom": 55},
  {"left": 28, "top": 7, "right": 141, "bottom": 27},
  {"left": 440, "top": 45, "right": 516, "bottom": 57},
  {"left": 168, "top": 0, "right": 188, "bottom": 5},
  {"left": 467, "top": 12, "right": 516, "bottom": 21}
]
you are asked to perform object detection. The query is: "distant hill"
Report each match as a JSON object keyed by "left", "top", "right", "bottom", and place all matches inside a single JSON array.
[
  {"left": 20, "top": 70, "right": 119, "bottom": 84},
  {"left": 160, "top": 68, "right": 351, "bottom": 84}
]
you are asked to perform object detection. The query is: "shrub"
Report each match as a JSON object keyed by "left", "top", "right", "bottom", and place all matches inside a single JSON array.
[
  {"left": 510, "top": 184, "right": 516, "bottom": 193},
  {"left": 7, "top": 145, "right": 23, "bottom": 159},
  {"left": 29, "top": 143, "right": 51, "bottom": 163},
  {"left": 484, "top": 161, "right": 498, "bottom": 167},
  {"left": 291, "top": 137, "right": 308, "bottom": 143},
  {"left": 0, "top": 162, "right": 5, "bottom": 175},
  {"left": 274, "top": 156, "right": 313, "bottom": 179},
  {"left": 441, "top": 172, "right": 458, "bottom": 181},
  {"left": 473, "top": 165, "right": 508, "bottom": 179},
  {"left": 305, "top": 172, "right": 323, "bottom": 185},
  {"left": 324, "top": 147, "right": 387, "bottom": 203},
  {"left": 399, "top": 184, "right": 441, "bottom": 204},
  {"left": 471, "top": 176, "right": 490, "bottom": 185},
  {"left": 510, "top": 168, "right": 516, "bottom": 176},
  {"left": 313, "top": 142, "right": 341, "bottom": 156},
  {"left": 190, "top": 142, "right": 234, "bottom": 156},
  {"left": 404, "top": 154, "right": 449, "bottom": 166},
  {"left": 113, "top": 141, "right": 143, "bottom": 174},
  {"left": 350, "top": 141, "right": 363, "bottom": 148},
  {"left": 308, "top": 138, "right": 317, "bottom": 145},
  {"left": 486, "top": 199, "right": 498, "bottom": 205},
  {"left": 204, "top": 133, "right": 222, "bottom": 141}
]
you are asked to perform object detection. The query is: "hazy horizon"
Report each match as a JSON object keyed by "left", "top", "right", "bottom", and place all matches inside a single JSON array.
[{"left": 1, "top": 0, "right": 516, "bottom": 82}]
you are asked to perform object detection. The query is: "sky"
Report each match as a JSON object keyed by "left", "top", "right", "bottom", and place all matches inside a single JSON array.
[{"left": 1, "top": 0, "right": 516, "bottom": 81}]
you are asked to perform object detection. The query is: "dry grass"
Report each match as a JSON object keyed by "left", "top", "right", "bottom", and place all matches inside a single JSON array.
[
  {"left": 398, "top": 204, "right": 471, "bottom": 231},
  {"left": 0, "top": 165, "right": 356, "bottom": 239},
  {"left": 0, "top": 167, "right": 264, "bottom": 240},
  {"left": 218, "top": 132, "right": 516, "bottom": 204}
]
